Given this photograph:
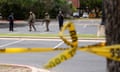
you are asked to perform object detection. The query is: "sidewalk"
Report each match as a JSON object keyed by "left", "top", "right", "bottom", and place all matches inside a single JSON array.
[{"left": 0, "top": 19, "right": 104, "bottom": 40}]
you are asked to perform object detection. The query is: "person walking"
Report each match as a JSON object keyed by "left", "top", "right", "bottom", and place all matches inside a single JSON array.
[
  {"left": 44, "top": 12, "right": 50, "bottom": 31},
  {"left": 57, "top": 11, "right": 64, "bottom": 30},
  {"left": 28, "top": 11, "right": 36, "bottom": 32},
  {"left": 8, "top": 12, "right": 14, "bottom": 32}
]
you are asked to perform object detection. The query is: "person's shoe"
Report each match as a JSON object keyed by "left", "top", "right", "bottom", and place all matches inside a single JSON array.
[
  {"left": 29, "top": 30, "right": 32, "bottom": 32},
  {"left": 47, "top": 29, "right": 49, "bottom": 31},
  {"left": 45, "top": 30, "right": 49, "bottom": 32},
  {"left": 46, "top": 30, "right": 49, "bottom": 32},
  {"left": 9, "top": 30, "right": 13, "bottom": 32}
]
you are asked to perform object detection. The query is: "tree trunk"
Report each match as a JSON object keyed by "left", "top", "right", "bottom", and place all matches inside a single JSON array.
[{"left": 104, "top": 0, "right": 120, "bottom": 72}]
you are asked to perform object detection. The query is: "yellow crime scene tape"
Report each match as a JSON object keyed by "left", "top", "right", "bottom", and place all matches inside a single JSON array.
[
  {"left": 79, "top": 44, "right": 120, "bottom": 62},
  {"left": 43, "top": 22, "right": 78, "bottom": 69},
  {"left": 1, "top": 21, "right": 120, "bottom": 69},
  {"left": 0, "top": 42, "right": 105, "bottom": 53},
  {"left": 0, "top": 48, "right": 54, "bottom": 53}
]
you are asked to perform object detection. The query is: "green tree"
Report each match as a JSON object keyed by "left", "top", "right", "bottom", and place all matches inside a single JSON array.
[
  {"left": 50, "top": 0, "right": 72, "bottom": 18},
  {"left": 0, "top": 0, "right": 34, "bottom": 19},
  {"left": 80, "top": 0, "right": 102, "bottom": 9},
  {"left": 0, "top": 0, "right": 72, "bottom": 19},
  {"left": 79, "top": 0, "right": 102, "bottom": 18}
]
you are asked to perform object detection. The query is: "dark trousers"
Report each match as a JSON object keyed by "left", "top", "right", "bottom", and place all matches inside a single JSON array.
[
  {"left": 59, "top": 20, "right": 63, "bottom": 30},
  {"left": 9, "top": 21, "right": 14, "bottom": 31},
  {"left": 45, "top": 21, "right": 50, "bottom": 31},
  {"left": 29, "top": 22, "right": 36, "bottom": 31}
]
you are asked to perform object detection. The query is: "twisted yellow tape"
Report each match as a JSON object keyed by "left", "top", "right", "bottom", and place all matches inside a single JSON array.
[
  {"left": 79, "top": 44, "right": 120, "bottom": 62},
  {"left": 43, "top": 22, "right": 78, "bottom": 69}
]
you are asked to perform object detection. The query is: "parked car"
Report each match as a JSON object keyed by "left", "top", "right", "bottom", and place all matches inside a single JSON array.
[
  {"left": 82, "top": 12, "right": 89, "bottom": 18},
  {"left": 73, "top": 12, "right": 79, "bottom": 17}
]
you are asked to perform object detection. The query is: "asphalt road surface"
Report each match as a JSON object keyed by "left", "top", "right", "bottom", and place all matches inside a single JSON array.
[{"left": 0, "top": 38, "right": 107, "bottom": 72}]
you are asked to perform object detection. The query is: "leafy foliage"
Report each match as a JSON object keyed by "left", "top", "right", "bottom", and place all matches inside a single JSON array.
[
  {"left": 0, "top": 0, "right": 102, "bottom": 19},
  {"left": 0, "top": 0, "right": 71, "bottom": 19},
  {"left": 80, "top": 0, "right": 102, "bottom": 10}
]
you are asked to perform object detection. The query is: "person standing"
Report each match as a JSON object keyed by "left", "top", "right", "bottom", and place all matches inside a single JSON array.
[
  {"left": 97, "top": 2, "right": 105, "bottom": 37},
  {"left": 8, "top": 12, "right": 14, "bottom": 32},
  {"left": 44, "top": 12, "right": 50, "bottom": 31},
  {"left": 57, "top": 11, "right": 64, "bottom": 30},
  {"left": 28, "top": 11, "right": 36, "bottom": 32}
]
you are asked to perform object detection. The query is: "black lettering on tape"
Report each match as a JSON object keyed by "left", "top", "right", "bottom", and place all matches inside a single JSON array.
[
  {"left": 54, "top": 55, "right": 67, "bottom": 65},
  {"left": 54, "top": 48, "right": 65, "bottom": 50},
  {"left": 54, "top": 48, "right": 59, "bottom": 50},
  {"left": 63, "top": 39, "right": 71, "bottom": 46},
  {"left": 110, "top": 48, "right": 120, "bottom": 59},
  {"left": 49, "top": 61, "right": 56, "bottom": 68},
  {"left": 68, "top": 49, "right": 76, "bottom": 57},
  {"left": 0, "top": 49, "right": 6, "bottom": 52},
  {"left": 110, "top": 48, "right": 115, "bottom": 57},
  {"left": 61, "top": 55, "right": 67, "bottom": 60},
  {"left": 47, "top": 54, "right": 68, "bottom": 68},
  {"left": 70, "top": 31, "right": 77, "bottom": 42},
  {"left": 80, "top": 42, "right": 105, "bottom": 49},
  {"left": 116, "top": 48, "right": 120, "bottom": 58},
  {"left": 70, "top": 44, "right": 74, "bottom": 48},
  {"left": 67, "top": 23, "right": 71, "bottom": 27},
  {"left": 55, "top": 58, "right": 61, "bottom": 65}
]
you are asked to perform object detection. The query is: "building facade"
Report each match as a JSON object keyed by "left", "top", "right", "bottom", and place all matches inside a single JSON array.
[{"left": 67, "top": 0, "right": 80, "bottom": 8}]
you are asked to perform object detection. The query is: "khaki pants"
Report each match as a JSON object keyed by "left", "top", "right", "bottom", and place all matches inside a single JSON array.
[{"left": 97, "top": 25, "right": 105, "bottom": 37}]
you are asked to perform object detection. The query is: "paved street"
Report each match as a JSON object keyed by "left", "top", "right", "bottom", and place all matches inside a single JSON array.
[
  {"left": 0, "top": 19, "right": 107, "bottom": 72},
  {"left": 0, "top": 38, "right": 106, "bottom": 72}
]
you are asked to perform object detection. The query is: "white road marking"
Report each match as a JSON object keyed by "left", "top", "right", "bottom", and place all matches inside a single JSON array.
[
  {"left": 0, "top": 38, "right": 105, "bottom": 42},
  {"left": 52, "top": 39, "right": 105, "bottom": 49},
  {"left": 0, "top": 39, "right": 24, "bottom": 48},
  {"left": 53, "top": 41, "right": 64, "bottom": 49}
]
